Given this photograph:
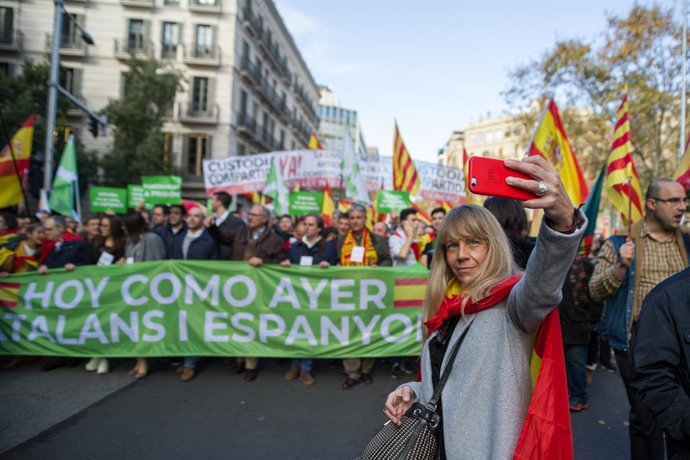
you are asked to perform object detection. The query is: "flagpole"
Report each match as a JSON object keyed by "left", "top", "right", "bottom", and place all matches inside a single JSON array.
[
  {"left": 681, "top": 0, "right": 688, "bottom": 158},
  {"left": 626, "top": 177, "right": 633, "bottom": 236}
]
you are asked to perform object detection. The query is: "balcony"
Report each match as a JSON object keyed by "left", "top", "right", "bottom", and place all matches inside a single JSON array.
[
  {"left": 255, "top": 30, "right": 290, "bottom": 80},
  {"left": 189, "top": 0, "right": 221, "bottom": 14},
  {"left": 183, "top": 43, "right": 221, "bottom": 67},
  {"left": 239, "top": 56, "right": 261, "bottom": 87},
  {"left": 254, "top": 127, "right": 277, "bottom": 152},
  {"left": 120, "top": 0, "right": 154, "bottom": 7},
  {"left": 236, "top": 112, "right": 257, "bottom": 137},
  {"left": 46, "top": 33, "right": 87, "bottom": 57},
  {"left": 160, "top": 43, "right": 179, "bottom": 60},
  {"left": 241, "top": 6, "right": 260, "bottom": 36},
  {"left": 294, "top": 84, "right": 318, "bottom": 122},
  {"left": 114, "top": 37, "right": 154, "bottom": 59},
  {"left": 178, "top": 103, "right": 219, "bottom": 125},
  {"left": 0, "top": 29, "right": 23, "bottom": 53}
]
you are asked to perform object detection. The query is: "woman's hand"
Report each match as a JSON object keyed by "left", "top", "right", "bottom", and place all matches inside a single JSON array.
[
  {"left": 64, "top": 263, "right": 76, "bottom": 272},
  {"left": 504, "top": 156, "right": 575, "bottom": 230},
  {"left": 319, "top": 261, "right": 330, "bottom": 269},
  {"left": 384, "top": 385, "right": 416, "bottom": 426},
  {"left": 280, "top": 259, "right": 291, "bottom": 266}
]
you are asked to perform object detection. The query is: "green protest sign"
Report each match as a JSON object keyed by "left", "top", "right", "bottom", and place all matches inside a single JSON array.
[
  {"left": 89, "top": 186, "right": 127, "bottom": 214},
  {"left": 0, "top": 262, "right": 427, "bottom": 358},
  {"left": 142, "top": 176, "right": 182, "bottom": 206},
  {"left": 289, "top": 191, "right": 323, "bottom": 215},
  {"left": 377, "top": 190, "right": 410, "bottom": 212},
  {"left": 127, "top": 185, "right": 145, "bottom": 209}
]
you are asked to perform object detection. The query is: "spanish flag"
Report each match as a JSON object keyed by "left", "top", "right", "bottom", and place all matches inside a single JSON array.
[
  {"left": 528, "top": 99, "right": 589, "bottom": 206},
  {"left": 308, "top": 132, "right": 323, "bottom": 150},
  {"left": 0, "top": 114, "right": 35, "bottom": 208},
  {"left": 392, "top": 122, "right": 421, "bottom": 196},
  {"left": 0, "top": 281, "right": 20, "bottom": 308},
  {"left": 322, "top": 183, "right": 334, "bottom": 226},
  {"left": 605, "top": 93, "right": 643, "bottom": 224},
  {"left": 673, "top": 134, "right": 690, "bottom": 190}
]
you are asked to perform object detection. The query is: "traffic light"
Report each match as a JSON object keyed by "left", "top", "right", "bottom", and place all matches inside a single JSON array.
[{"left": 88, "top": 115, "right": 99, "bottom": 138}]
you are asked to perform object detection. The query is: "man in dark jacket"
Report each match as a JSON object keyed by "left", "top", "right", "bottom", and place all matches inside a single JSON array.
[
  {"left": 155, "top": 204, "right": 187, "bottom": 259},
  {"left": 633, "top": 267, "right": 690, "bottom": 460},
  {"left": 233, "top": 204, "right": 285, "bottom": 382},
  {"left": 204, "top": 192, "right": 247, "bottom": 260},
  {"left": 169, "top": 206, "right": 219, "bottom": 382},
  {"left": 38, "top": 215, "right": 87, "bottom": 272}
]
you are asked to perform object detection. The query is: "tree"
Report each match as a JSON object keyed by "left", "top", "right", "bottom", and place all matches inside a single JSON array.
[
  {"left": 504, "top": 4, "right": 684, "bottom": 189},
  {"left": 100, "top": 57, "right": 183, "bottom": 186}
]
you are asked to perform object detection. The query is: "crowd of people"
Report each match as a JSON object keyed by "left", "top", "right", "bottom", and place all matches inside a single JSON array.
[{"left": 1, "top": 167, "right": 689, "bottom": 458}]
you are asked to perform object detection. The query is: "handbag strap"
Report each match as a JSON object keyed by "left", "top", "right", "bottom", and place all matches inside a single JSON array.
[{"left": 426, "top": 321, "right": 471, "bottom": 410}]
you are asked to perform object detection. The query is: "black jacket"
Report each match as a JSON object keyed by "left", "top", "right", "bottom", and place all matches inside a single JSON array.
[
  {"left": 558, "top": 256, "right": 601, "bottom": 345},
  {"left": 632, "top": 267, "right": 690, "bottom": 457},
  {"left": 287, "top": 238, "right": 337, "bottom": 265},
  {"left": 207, "top": 215, "right": 247, "bottom": 261},
  {"left": 155, "top": 223, "right": 187, "bottom": 260},
  {"left": 44, "top": 240, "right": 87, "bottom": 268},
  {"left": 168, "top": 229, "right": 219, "bottom": 261}
]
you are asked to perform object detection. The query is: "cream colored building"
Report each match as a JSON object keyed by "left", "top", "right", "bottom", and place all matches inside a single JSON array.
[{"left": 0, "top": 0, "right": 319, "bottom": 197}]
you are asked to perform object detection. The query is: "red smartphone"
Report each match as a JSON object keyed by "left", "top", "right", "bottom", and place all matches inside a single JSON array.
[{"left": 467, "top": 157, "right": 538, "bottom": 200}]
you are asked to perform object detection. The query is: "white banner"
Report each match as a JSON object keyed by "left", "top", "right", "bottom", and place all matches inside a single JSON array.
[{"left": 203, "top": 150, "right": 466, "bottom": 203}]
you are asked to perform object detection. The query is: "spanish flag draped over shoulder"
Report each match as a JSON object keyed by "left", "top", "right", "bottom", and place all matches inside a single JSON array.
[
  {"left": 0, "top": 114, "right": 35, "bottom": 208},
  {"left": 528, "top": 99, "right": 589, "bottom": 206},
  {"left": 605, "top": 93, "right": 643, "bottom": 224},
  {"left": 514, "top": 309, "right": 573, "bottom": 460},
  {"left": 673, "top": 134, "right": 690, "bottom": 190},
  {"left": 392, "top": 122, "right": 421, "bottom": 196},
  {"left": 308, "top": 132, "right": 323, "bottom": 150}
]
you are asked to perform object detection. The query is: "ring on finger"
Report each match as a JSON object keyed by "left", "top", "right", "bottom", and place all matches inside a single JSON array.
[{"left": 536, "top": 181, "right": 547, "bottom": 197}]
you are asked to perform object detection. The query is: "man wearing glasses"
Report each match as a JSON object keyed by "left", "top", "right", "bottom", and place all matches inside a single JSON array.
[{"left": 590, "top": 178, "right": 690, "bottom": 460}]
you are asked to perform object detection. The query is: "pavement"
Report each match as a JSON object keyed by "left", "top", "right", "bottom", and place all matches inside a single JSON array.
[{"left": 0, "top": 358, "right": 630, "bottom": 459}]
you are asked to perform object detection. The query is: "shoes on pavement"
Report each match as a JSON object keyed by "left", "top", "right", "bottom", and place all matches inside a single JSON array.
[
  {"left": 244, "top": 369, "right": 257, "bottom": 382},
  {"left": 585, "top": 363, "right": 597, "bottom": 372},
  {"left": 362, "top": 373, "right": 373, "bottom": 385},
  {"left": 569, "top": 402, "right": 589, "bottom": 412},
  {"left": 300, "top": 371, "right": 315, "bottom": 386},
  {"left": 284, "top": 366, "right": 300, "bottom": 381},
  {"left": 232, "top": 362, "right": 246, "bottom": 375},
  {"left": 599, "top": 361, "right": 617, "bottom": 373},
  {"left": 399, "top": 362, "right": 415, "bottom": 375},
  {"left": 342, "top": 378, "right": 360, "bottom": 390},
  {"left": 85, "top": 358, "right": 100, "bottom": 372},
  {"left": 180, "top": 367, "right": 196, "bottom": 382},
  {"left": 96, "top": 359, "right": 109, "bottom": 375}
]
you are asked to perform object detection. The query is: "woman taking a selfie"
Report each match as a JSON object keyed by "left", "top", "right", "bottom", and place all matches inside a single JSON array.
[{"left": 382, "top": 156, "right": 586, "bottom": 459}]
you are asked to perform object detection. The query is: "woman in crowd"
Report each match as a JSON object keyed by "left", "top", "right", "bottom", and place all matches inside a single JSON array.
[
  {"left": 281, "top": 213, "right": 337, "bottom": 385},
  {"left": 120, "top": 212, "right": 166, "bottom": 379},
  {"left": 82, "top": 214, "right": 126, "bottom": 374},
  {"left": 383, "top": 156, "right": 586, "bottom": 459}
]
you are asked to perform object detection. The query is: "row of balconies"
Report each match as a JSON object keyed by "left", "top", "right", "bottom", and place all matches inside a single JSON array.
[
  {"left": 114, "top": 37, "right": 220, "bottom": 66},
  {"left": 241, "top": 6, "right": 290, "bottom": 84},
  {"left": 0, "top": 29, "right": 23, "bottom": 52},
  {"left": 293, "top": 83, "right": 318, "bottom": 122},
  {"left": 120, "top": 0, "right": 221, "bottom": 14},
  {"left": 239, "top": 57, "right": 290, "bottom": 123},
  {"left": 236, "top": 112, "right": 285, "bottom": 152}
]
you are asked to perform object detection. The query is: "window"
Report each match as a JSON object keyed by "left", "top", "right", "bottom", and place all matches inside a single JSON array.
[
  {"left": 60, "top": 67, "right": 82, "bottom": 96},
  {"left": 0, "top": 62, "right": 12, "bottom": 77},
  {"left": 164, "top": 0, "right": 180, "bottom": 5},
  {"left": 187, "top": 134, "right": 210, "bottom": 176},
  {"left": 194, "top": 0, "right": 218, "bottom": 5},
  {"left": 61, "top": 13, "right": 84, "bottom": 48},
  {"left": 242, "top": 40, "right": 250, "bottom": 64},
  {"left": 0, "top": 7, "right": 13, "bottom": 45},
  {"left": 278, "top": 129, "right": 285, "bottom": 149},
  {"left": 238, "top": 142, "right": 246, "bottom": 156},
  {"left": 239, "top": 89, "right": 248, "bottom": 116},
  {"left": 161, "top": 22, "right": 179, "bottom": 59},
  {"left": 127, "top": 19, "right": 146, "bottom": 52},
  {"left": 195, "top": 24, "right": 213, "bottom": 57},
  {"left": 191, "top": 77, "right": 210, "bottom": 113}
]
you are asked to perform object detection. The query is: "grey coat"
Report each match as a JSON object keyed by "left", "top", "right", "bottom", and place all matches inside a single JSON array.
[{"left": 405, "top": 214, "right": 585, "bottom": 459}]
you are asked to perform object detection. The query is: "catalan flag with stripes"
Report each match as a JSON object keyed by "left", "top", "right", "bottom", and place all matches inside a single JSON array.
[
  {"left": 308, "top": 132, "right": 323, "bottom": 150},
  {"left": 392, "top": 123, "right": 421, "bottom": 196},
  {"left": 605, "top": 93, "right": 643, "bottom": 224},
  {"left": 393, "top": 277, "right": 426, "bottom": 308},
  {"left": 0, "top": 281, "right": 20, "bottom": 308}
]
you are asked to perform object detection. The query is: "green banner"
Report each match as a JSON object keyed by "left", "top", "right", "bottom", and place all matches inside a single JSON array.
[
  {"left": 377, "top": 190, "right": 410, "bottom": 212},
  {"left": 289, "top": 191, "right": 324, "bottom": 215},
  {"left": 0, "top": 262, "right": 427, "bottom": 358},
  {"left": 89, "top": 186, "right": 127, "bottom": 214},
  {"left": 142, "top": 176, "right": 182, "bottom": 206},
  {"left": 127, "top": 185, "right": 145, "bottom": 209}
]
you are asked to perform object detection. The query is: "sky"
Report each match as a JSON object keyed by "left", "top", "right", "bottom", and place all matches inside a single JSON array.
[{"left": 274, "top": 0, "right": 679, "bottom": 163}]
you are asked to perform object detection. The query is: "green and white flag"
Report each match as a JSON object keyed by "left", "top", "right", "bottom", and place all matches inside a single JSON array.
[
  {"left": 340, "top": 133, "right": 369, "bottom": 203},
  {"left": 48, "top": 135, "right": 81, "bottom": 222},
  {"left": 263, "top": 158, "right": 289, "bottom": 215}
]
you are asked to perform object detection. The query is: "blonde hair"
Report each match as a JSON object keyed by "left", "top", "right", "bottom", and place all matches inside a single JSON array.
[{"left": 424, "top": 205, "right": 517, "bottom": 323}]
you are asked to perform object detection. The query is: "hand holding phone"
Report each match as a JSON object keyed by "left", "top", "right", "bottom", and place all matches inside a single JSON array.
[{"left": 467, "top": 157, "right": 538, "bottom": 200}]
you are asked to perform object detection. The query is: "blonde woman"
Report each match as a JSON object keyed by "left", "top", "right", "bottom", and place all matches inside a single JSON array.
[{"left": 383, "top": 156, "right": 586, "bottom": 459}]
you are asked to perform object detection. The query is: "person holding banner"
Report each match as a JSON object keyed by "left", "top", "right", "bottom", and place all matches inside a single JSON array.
[
  {"left": 383, "top": 156, "right": 585, "bottom": 459},
  {"left": 337, "top": 204, "right": 392, "bottom": 389},
  {"left": 281, "top": 213, "right": 338, "bottom": 385},
  {"left": 204, "top": 192, "right": 247, "bottom": 261}
]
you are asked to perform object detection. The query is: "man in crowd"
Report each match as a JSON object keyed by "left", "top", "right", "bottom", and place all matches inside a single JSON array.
[
  {"left": 336, "top": 204, "right": 392, "bottom": 389},
  {"left": 169, "top": 206, "right": 219, "bottom": 382},
  {"left": 204, "top": 192, "right": 247, "bottom": 260},
  {"left": 589, "top": 178, "right": 690, "bottom": 460},
  {"left": 420, "top": 206, "right": 446, "bottom": 268},
  {"left": 151, "top": 205, "right": 169, "bottom": 231},
  {"left": 234, "top": 204, "right": 286, "bottom": 382},
  {"left": 276, "top": 214, "right": 294, "bottom": 241},
  {"left": 389, "top": 208, "right": 418, "bottom": 267},
  {"left": 156, "top": 204, "right": 187, "bottom": 258},
  {"left": 336, "top": 212, "right": 350, "bottom": 238},
  {"left": 632, "top": 267, "right": 690, "bottom": 460},
  {"left": 373, "top": 222, "right": 389, "bottom": 239},
  {"left": 81, "top": 215, "right": 101, "bottom": 242}
]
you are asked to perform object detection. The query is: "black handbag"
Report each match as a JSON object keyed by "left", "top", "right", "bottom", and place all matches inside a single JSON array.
[{"left": 357, "top": 324, "right": 471, "bottom": 460}]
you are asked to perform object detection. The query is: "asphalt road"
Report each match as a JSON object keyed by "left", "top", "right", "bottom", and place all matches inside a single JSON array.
[{"left": 0, "top": 358, "right": 629, "bottom": 459}]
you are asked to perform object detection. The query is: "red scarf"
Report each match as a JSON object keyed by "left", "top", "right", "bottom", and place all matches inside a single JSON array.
[{"left": 424, "top": 274, "right": 522, "bottom": 333}]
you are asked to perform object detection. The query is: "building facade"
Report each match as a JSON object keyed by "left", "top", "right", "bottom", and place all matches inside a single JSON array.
[
  {"left": 317, "top": 85, "right": 366, "bottom": 153},
  {"left": 0, "top": 0, "right": 320, "bottom": 197}
]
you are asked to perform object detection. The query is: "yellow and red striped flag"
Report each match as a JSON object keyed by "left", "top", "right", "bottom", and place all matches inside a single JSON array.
[
  {"left": 673, "top": 134, "right": 690, "bottom": 190},
  {"left": 322, "top": 183, "right": 334, "bottom": 226},
  {"left": 392, "top": 277, "right": 427, "bottom": 308},
  {"left": 605, "top": 93, "right": 643, "bottom": 224},
  {"left": 393, "top": 123, "right": 421, "bottom": 196},
  {"left": 528, "top": 99, "right": 589, "bottom": 206},
  {"left": 308, "top": 132, "right": 323, "bottom": 150},
  {"left": 411, "top": 202, "right": 431, "bottom": 226},
  {"left": 0, "top": 114, "right": 34, "bottom": 208},
  {"left": 0, "top": 281, "right": 20, "bottom": 308}
]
